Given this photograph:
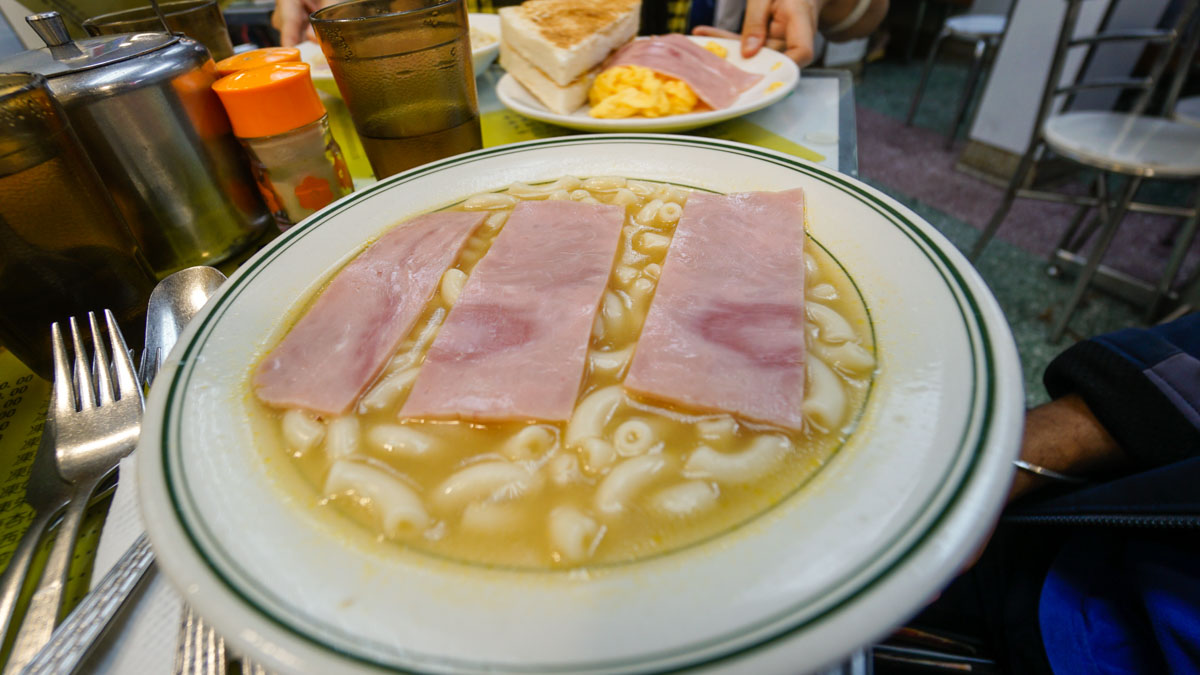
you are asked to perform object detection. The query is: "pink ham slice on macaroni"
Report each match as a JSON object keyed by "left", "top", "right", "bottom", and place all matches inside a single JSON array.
[
  {"left": 401, "top": 200, "right": 624, "bottom": 423},
  {"left": 604, "top": 34, "right": 762, "bottom": 110},
  {"left": 253, "top": 211, "right": 486, "bottom": 416},
  {"left": 625, "top": 189, "right": 807, "bottom": 430}
]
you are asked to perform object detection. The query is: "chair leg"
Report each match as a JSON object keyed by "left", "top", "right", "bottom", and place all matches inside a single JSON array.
[
  {"left": 969, "top": 144, "right": 1039, "bottom": 261},
  {"left": 1146, "top": 185, "right": 1200, "bottom": 320},
  {"left": 1050, "top": 176, "right": 1143, "bottom": 342},
  {"left": 906, "top": 0, "right": 929, "bottom": 63},
  {"left": 945, "top": 39, "right": 988, "bottom": 150},
  {"left": 1161, "top": 265, "right": 1200, "bottom": 324},
  {"left": 1053, "top": 174, "right": 1106, "bottom": 259},
  {"left": 906, "top": 30, "right": 946, "bottom": 127},
  {"left": 1055, "top": 206, "right": 1092, "bottom": 251},
  {"left": 1068, "top": 174, "right": 1111, "bottom": 250}
]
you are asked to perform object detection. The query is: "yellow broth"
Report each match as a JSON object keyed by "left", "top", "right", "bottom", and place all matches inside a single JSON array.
[{"left": 251, "top": 178, "right": 875, "bottom": 568}]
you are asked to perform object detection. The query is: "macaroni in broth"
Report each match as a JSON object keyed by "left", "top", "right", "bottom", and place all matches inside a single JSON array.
[{"left": 254, "top": 177, "right": 876, "bottom": 568}]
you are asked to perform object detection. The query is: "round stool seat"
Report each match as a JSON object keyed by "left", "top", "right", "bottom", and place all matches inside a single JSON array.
[
  {"left": 1043, "top": 111, "right": 1200, "bottom": 178},
  {"left": 945, "top": 14, "right": 1007, "bottom": 38},
  {"left": 1175, "top": 96, "right": 1200, "bottom": 129}
]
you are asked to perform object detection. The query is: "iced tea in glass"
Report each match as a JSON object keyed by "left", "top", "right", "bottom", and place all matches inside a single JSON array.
[{"left": 310, "top": 0, "right": 482, "bottom": 179}]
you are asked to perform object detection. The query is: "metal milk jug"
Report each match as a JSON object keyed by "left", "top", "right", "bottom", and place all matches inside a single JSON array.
[{"left": 0, "top": 12, "right": 271, "bottom": 277}]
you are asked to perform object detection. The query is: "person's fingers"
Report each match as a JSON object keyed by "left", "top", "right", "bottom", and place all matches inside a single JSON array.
[
  {"left": 782, "top": 1, "right": 818, "bottom": 66},
  {"left": 764, "top": 37, "right": 787, "bottom": 53},
  {"left": 691, "top": 25, "right": 740, "bottom": 39},
  {"left": 741, "top": 0, "right": 771, "bottom": 57},
  {"left": 274, "top": 0, "right": 304, "bottom": 47}
]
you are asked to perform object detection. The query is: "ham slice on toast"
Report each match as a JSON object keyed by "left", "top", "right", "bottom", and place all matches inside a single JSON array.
[{"left": 604, "top": 34, "right": 762, "bottom": 110}]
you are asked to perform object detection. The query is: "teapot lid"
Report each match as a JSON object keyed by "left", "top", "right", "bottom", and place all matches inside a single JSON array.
[{"left": 0, "top": 12, "right": 178, "bottom": 79}]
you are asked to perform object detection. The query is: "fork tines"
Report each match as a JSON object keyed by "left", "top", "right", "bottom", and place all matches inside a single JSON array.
[{"left": 50, "top": 310, "right": 140, "bottom": 415}]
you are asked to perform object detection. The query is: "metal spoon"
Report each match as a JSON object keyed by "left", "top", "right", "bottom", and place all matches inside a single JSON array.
[
  {"left": 23, "top": 266, "right": 226, "bottom": 674},
  {"left": 139, "top": 266, "right": 228, "bottom": 386}
]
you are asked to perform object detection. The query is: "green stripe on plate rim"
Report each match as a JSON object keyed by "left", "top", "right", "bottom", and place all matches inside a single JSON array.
[{"left": 161, "top": 135, "right": 996, "bottom": 674}]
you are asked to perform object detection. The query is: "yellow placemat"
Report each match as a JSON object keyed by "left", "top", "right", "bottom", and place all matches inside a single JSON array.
[
  {"left": 481, "top": 109, "right": 576, "bottom": 147},
  {"left": 693, "top": 119, "right": 826, "bottom": 163},
  {"left": 0, "top": 349, "right": 112, "bottom": 651},
  {"left": 0, "top": 352, "right": 50, "bottom": 572},
  {"left": 480, "top": 109, "right": 825, "bottom": 165}
]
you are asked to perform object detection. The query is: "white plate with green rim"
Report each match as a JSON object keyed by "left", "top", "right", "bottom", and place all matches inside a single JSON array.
[
  {"left": 138, "top": 135, "right": 1023, "bottom": 674},
  {"left": 495, "top": 37, "right": 800, "bottom": 133}
]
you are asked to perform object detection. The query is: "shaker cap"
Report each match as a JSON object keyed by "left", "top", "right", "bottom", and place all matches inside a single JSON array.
[
  {"left": 215, "top": 47, "right": 301, "bottom": 76},
  {"left": 212, "top": 62, "right": 326, "bottom": 138}
]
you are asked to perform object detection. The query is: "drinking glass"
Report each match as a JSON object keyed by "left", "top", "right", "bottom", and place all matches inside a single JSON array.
[
  {"left": 0, "top": 73, "right": 156, "bottom": 379},
  {"left": 82, "top": 0, "right": 236, "bottom": 61},
  {"left": 310, "top": 0, "right": 482, "bottom": 179}
]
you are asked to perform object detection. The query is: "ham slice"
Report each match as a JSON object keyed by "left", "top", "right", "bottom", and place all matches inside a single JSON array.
[
  {"left": 401, "top": 200, "right": 623, "bottom": 422},
  {"left": 254, "top": 211, "right": 485, "bottom": 416},
  {"left": 604, "top": 34, "right": 762, "bottom": 109},
  {"left": 624, "top": 190, "right": 807, "bottom": 430}
]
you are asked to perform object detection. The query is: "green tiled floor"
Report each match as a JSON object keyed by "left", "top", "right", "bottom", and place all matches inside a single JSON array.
[
  {"left": 854, "top": 60, "right": 1144, "bottom": 407},
  {"left": 865, "top": 179, "right": 1142, "bottom": 406},
  {"left": 861, "top": 60, "right": 976, "bottom": 135}
]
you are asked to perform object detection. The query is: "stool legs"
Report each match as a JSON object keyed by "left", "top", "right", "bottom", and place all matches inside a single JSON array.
[
  {"left": 906, "top": 29, "right": 946, "bottom": 127},
  {"left": 1146, "top": 185, "right": 1200, "bottom": 320},
  {"left": 1051, "top": 176, "right": 1143, "bottom": 341},
  {"left": 970, "top": 142, "right": 1040, "bottom": 260},
  {"left": 905, "top": 0, "right": 930, "bottom": 63},
  {"left": 946, "top": 39, "right": 989, "bottom": 150}
]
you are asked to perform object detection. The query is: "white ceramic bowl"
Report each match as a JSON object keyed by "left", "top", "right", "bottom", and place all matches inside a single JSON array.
[
  {"left": 469, "top": 13, "right": 500, "bottom": 78},
  {"left": 139, "top": 135, "right": 1023, "bottom": 675}
]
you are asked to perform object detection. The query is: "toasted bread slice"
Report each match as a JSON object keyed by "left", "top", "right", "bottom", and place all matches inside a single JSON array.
[
  {"left": 499, "top": 0, "right": 640, "bottom": 87},
  {"left": 500, "top": 41, "right": 596, "bottom": 115}
]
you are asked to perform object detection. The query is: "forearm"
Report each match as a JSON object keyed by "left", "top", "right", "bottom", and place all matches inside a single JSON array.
[
  {"left": 1009, "top": 394, "right": 1127, "bottom": 502},
  {"left": 819, "top": 0, "right": 889, "bottom": 41}
]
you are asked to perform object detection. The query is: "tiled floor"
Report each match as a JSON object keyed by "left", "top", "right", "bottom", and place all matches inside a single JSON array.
[{"left": 851, "top": 58, "right": 1194, "bottom": 405}]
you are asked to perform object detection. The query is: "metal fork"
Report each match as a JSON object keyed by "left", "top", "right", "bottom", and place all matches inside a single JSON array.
[
  {"left": 174, "top": 606, "right": 226, "bottom": 675},
  {"left": 2, "top": 311, "right": 142, "bottom": 674}
]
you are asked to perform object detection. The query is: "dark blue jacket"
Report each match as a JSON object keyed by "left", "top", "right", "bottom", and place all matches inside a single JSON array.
[{"left": 1008, "top": 313, "right": 1200, "bottom": 673}]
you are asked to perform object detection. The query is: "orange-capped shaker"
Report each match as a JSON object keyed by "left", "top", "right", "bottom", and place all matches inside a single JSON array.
[
  {"left": 215, "top": 47, "right": 300, "bottom": 77},
  {"left": 212, "top": 63, "right": 352, "bottom": 230}
]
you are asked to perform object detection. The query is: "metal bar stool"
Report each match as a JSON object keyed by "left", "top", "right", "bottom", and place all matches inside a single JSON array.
[
  {"left": 906, "top": 13, "right": 1008, "bottom": 150},
  {"left": 970, "top": 0, "right": 1200, "bottom": 341},
  {"left": 1176, "top": 96, "right": 1200, "bottom": 127}
]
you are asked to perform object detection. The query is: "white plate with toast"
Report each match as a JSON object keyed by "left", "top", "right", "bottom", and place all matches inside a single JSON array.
[{"left": 497, "top": 37, "right": 801, "bottom": 133}]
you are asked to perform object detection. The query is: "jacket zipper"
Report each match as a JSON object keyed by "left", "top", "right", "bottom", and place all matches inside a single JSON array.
[{"left": 1002, "top": 513, "right": 1200, "bottom": 528}]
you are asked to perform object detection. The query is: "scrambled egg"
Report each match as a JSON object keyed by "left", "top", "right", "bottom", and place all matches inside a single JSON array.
[
  {"left": 589, "top": 66, "right": 698, "bottom": 118},
  {"left": 703, "top": 41, "right": 727, "bottom": 58},
  {"left": 587, "top": 42, "right": 731, "bottom": 119}
]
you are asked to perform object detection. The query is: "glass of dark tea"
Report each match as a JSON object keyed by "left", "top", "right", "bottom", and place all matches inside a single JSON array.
[
  {"left": 0, "top": 73, "right": 156, "bottom": 380},
  {"left": 82, "top": 0, "right": 236, "bottom": 62},
  {"left": 310, "top": 0, "right": 482, "bottom": 180}
]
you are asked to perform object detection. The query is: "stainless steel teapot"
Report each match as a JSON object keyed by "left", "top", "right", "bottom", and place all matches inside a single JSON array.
[{"left": 0, "top": 12, "right": 271, "bottom": 277}]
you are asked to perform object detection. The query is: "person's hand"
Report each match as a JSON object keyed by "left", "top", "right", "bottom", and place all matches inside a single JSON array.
[
  {"left": 693, "top": 0, "right": 826, "bottom": 66},
  {"left": 272, "top": 0, "right": 341, "bottom": 47},
  {"left": 959, "top": 394, "right": 1126, "bottom": 573}
]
